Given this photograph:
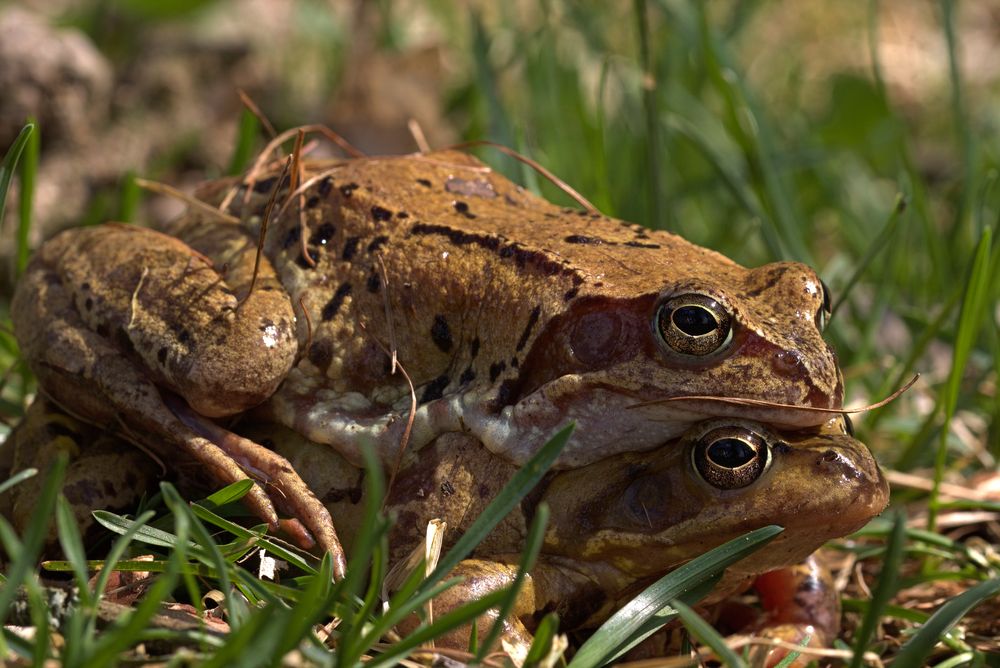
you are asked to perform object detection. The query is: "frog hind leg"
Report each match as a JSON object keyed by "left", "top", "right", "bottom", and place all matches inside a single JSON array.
[{"left": 13, "top": 262, "right": 346, "bottom": 577}]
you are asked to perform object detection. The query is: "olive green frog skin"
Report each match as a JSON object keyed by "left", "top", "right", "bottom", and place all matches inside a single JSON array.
[
  {"left": 263, "top": 415, "right": 888, "bottom": 653},
  {"left": 11, "top": 149, "right": 844, "bottom": 563}
]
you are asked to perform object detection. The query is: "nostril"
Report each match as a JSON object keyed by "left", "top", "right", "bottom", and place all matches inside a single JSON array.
[{"left": 773, "top": 349, "right": 803, "bottom": 375}]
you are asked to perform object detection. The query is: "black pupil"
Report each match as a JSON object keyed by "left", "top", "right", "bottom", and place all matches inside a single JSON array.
[
  {"left": 672, "top": 305, "right": 718, "bottom": 336},
  {"left": 707, "top": 438, "right": 755, "bottom": 468}
]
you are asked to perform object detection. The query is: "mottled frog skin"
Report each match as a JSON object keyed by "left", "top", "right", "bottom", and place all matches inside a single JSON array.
[{"left": 10, "top": 149, "right": 844, "bottom": 566}]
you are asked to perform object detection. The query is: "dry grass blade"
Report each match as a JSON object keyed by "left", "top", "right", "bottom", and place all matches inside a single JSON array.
[
  {"left": 629, "top": 374, "right": 919, "bottom": 415},
  {"left": 134, "top": 178, "right": 240, "bottom": 225},
  {"left": 445, "top": 139, "right": 599, "bottom": 213}
]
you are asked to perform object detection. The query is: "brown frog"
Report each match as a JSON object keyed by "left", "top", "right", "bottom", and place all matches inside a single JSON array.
[
  {"left": 258, "top": 414, "right": 888, "bottom": 661},
  {"left": 10, "top": 149, "right": 844, "bottom": 572}
]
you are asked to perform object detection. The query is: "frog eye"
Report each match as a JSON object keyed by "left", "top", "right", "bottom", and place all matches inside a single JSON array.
[
  {"left": 692, "top": 427, "right": 770, "bottom": 490},
  {"left": 817, "top": 279, "right": 833, "bottom": 331},
  {"left": 655, "top": 294, "right": 733, "bottom": 356}
]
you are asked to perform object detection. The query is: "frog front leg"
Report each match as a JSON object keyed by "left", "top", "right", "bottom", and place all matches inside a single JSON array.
[{"left": 12, "top": 225, "right": 345, "bottom": 576}]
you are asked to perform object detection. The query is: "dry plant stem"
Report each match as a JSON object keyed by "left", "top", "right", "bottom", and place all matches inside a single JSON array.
[
  {"left": 629, "top": 374, "right": 920, "bottom": 415},
  {"left": 237, "top": 156, "right": 291, "bottom": 310},
  {"left": 407, "top": 118, "right": 432, "bottom": 153},
  {"left": 884, "top": 469, "right": 989, "bottom": 501},
  {"left": 134, "top": 178, "right": 240, "bottom": 225},
  {"left": 298, "top": 294, "right": 314, "bottom": 355},
  {"left": 354, "top": 253, "right": 416, "bottom": 509},
  {"left": 444, "top": 139, "right": 599, "bottom": 213},
  {"left": 237, "top": 88, "right": 278, "bottom": 140}
]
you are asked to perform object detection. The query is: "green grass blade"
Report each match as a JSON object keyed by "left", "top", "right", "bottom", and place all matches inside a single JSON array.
[
  {"left": 421, "top": 423, "right": 572, "bottom": 593},
  {"left": 671, "top": 598, "right": 745, "bottom": 667},
  {"left": 83, "top": 512, "right": 189, "bottom": 668},
  {"left": 0, "top": 452, "right": 67, "bottom": 633},
  {"left": 117, "top": 170, "right": 140, "bottom": 223},
  {"left": 849, "top": 511, "right": 906, "bottom": 668},
  {"left": 87, "top": 510, "right": 157, "bottom": 603},
  {"left": 227, "top": 108, "right": 260, "bottom": 176},
  {"left": 0, "top": 124, "right": 35, "bottom": 236},
  {"left": 0, "top": 467, "right": 37, "bottom": 495},
  {"left": 831, "top": 193, "right": 906, "bottom": 317},
  {"left": 15, "top": 117, "right": 39, "bottom": 277},
  {"left": 524, "top": 611, "right": 560, "bottom": 667},
  {"left": 476, "top": 502, "right": 550, "bottom": 661},
  {"left": 929, "top": 226, "right": 994, "bottom": 532},
  {"left": 633, "top": 0, "right": 663, "bottom": 229},
  {"left": 161, "top": 483, "right": 247, "bottom": 624},
  {"left": 365, "top": 589, "right": 509, "bottom": 668},
  {"left": 894, "top": 578, "right": 1000, "bottom": 667},
  {"left": 570, "top": 525, "right": 784, "bottom": 668},
  {"left": 56, "top": 495, "right": 95, "bottom": 608}
]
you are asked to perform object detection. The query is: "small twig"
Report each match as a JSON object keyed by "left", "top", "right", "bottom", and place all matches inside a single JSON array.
[
  {"left": 134, "top": 178, "right": 240, "bottom": 225},
  {"left": 237, "top": 88, "right": 277, "bottom": 140},
  {"left": 238, "top": 156, "right": 291, "bottom": 310},
  {"left": 407, "top": 118, "right": 432, "bottom": 153},
  {"left": 444, "top": 139, "right": 599, "bottom": 213},
  {"left": 629, "top": 374, "right": 920, "bottom": 415}
]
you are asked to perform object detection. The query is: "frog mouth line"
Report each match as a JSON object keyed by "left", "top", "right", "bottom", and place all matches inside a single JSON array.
[{"left": 627, "top": 373, "right": 918, "bottom": 418}]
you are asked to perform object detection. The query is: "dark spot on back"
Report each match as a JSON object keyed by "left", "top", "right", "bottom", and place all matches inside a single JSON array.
[
  {"left": 253, "top": 176, "right": 277, "bottom": 193},
  {"left": 489, "top": 361, "right": 507, "bottom": 383},
  {"left": 340, "top": 183, "right": 359, "bottom": 198},
  {"left": 318, "top": 176, "right": 333, "bottom": 197},
  {"left": 470, "top": 337, "right": 481, "bottom": 359},
  {"left": 312, "top": 222, "right": 336, "bottom": 246},
  {"left": 84, "top": 297, "right": 94, "bottom": 311},
  {"left": 564, "top": 235, "right": 605, "bottom": 245},
  {"left": 178, "top": 329, "right": 192, "bottom": 344},
  {"left": 495, "top": 378, "right": 517, "bottom": 406},
  {"left": 510, "top": 356, "right": 519, "bottom": 368},
  {"left": 371, "top": 205, "right": 392, "bottom": 222},
  {"left": 366, "top": 271, "right": 381, "bottom": 293},
  {"left": 459, "top": 366, "right": 475, "bottom": 384},
  {"left": 563, "top": 287, "right": 579, "bottom": 301},
  {"left": 420, "top": 375, "right": 450, "bottom": 404},
  {"left": 282, "top": 225, "right": 301, "bottom": 250},
  {"left": 305, "top": 195, "right": 320, "bottom": 209},
  {"left": 396, "top": 211, "right": 409, "bottom": 219},
  {"left": 342, "top": 236, "right": 360, "bottom": 261},
  {"left": 416, "top": 178, "right": 432, "bottom": 187},
  {"left": 81, "top": 282, "right": 90, "bottom": 291},
  {"left": 295, "top": 248, "right": 320, "bottom": 268},
  {"left": 322, "top": 283, "right": 352, "bottom": 321},
  {"left": 453, "top": 201, "right": 469, "bottom": 213},
  {"left": 308, "top": 338, "right": 333, "bottom": 370},
  {"left": 516, "top": 305, "right": 542, "bottom": 352},
  {"left": 430, "top": 315, "right": 453, "bottom": 352},
  {"left": 157, "top": 346, "right": 167, "bottom": 366},
  {"left": 367, "top": 235, "right": 389, "bottom": 253},
  {"left": 623, "top": 241, "right": 660, "bottom": 249}
]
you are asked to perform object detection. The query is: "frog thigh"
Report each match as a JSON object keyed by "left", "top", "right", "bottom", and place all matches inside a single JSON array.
[
  {"left": 2, "top": 398, "right": 159, "bottom": 545},
  {"left": 393, "top": 557, "right": 607, "bottom": 660}
]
